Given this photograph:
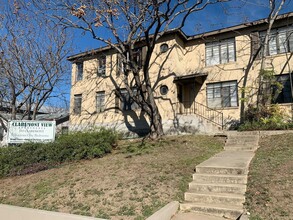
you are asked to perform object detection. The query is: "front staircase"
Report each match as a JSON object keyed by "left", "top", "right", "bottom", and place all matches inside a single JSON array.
[{"left": 179, "top": 132, "right": 259, "bottom": 219}]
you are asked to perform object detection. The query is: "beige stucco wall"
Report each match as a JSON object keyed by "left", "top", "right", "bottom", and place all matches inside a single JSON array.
[{"left": 69, "top": 27, "right": 293, "bottom": 134}]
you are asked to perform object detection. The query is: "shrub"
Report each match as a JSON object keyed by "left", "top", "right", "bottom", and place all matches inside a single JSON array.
[
  {"left": 239, "top": 104, "right": 293, "bottom": 131},
  {"left": 0, "top": 128, "right": 119, "bottom": 177}
]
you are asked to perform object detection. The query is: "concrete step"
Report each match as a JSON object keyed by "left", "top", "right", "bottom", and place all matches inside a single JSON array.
[
  {"left": 224, "top": 146, "right": 258, "bottom": 151},
  {"left": 188, "top": 182, "right": 246, "bottom": 194},
  {"left": 226, "top": 139, "right": 258, "bottom": 145},
  {"left": 192, "top": 173, "right": 247, "bottom": 184},
  {"left": 180, "top": 202, "right": 243, "bottom": 219},
  {"left": 185, "top": 191, "right": 245, "bottom": 206},
  {"left": 225, "top": 143, "right": 258, "bottom": 148},
  {"left": 196, "top": 166, "right": 248, "bottom": 175},
  {"left": 227, "top": 132, "right": 259, "bottom": 138}
]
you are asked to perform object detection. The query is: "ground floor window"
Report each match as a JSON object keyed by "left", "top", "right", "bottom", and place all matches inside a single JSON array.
[
  {"left": 273, "top": 74, "right": 293, "bottom": 104},
  {"left": 96, "top": 91, "right": 105, "bottom": 113},
  {"left": 73, "top": 94, "right": 82, "bottom": 115},
  {"left": 120, "top": 89, "right": 139, "bottom": 111},
  {"left": 207, "top": 81, "right": 238, "bottom": 108}
]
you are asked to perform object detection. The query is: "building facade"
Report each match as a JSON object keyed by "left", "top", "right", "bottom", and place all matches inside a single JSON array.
[{"left": 68, "top": 13, "right": 293, "bottom": 135}]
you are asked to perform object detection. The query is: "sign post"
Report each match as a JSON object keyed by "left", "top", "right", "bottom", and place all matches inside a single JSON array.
[{"left": 7, "top": 120, "right": 56, "bottom": 144}]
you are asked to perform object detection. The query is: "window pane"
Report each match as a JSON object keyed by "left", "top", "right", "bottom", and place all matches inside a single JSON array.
[
  {"left": 228, "top": 41, "right": 235, "bottom": 62},
  {"left": 289, "top": 30, "right": 293, "bottom": 52},
  {"left": 96, "top": 92, "right": 105, "bottom": 112},
  {"left": 269, "top": 34, "right": 278, "bottom": 55},
  {"left": 76, "top": 63, "right": 83, "bottom": 81},
  {"left": 74, "top": 95, "right": 82, "bottom": 114},
  {"left": 205, "top": 46, "right": 213, "bottom": 66},
  {"left": 274, "top": 74, "right": 293, "bottom": 103},
  {"left": 212, "top": 45, "right": 220, "bottom": 65},
  {"left": 98, "top": 56, "right": 106, "bottom": 76},
  {"left": 207, "top": 81, "right": 237, "bottom": 108},
  {"left": 278, "top": 30, "right": 288, "bottom": 53},
  {"left": 220, "top": 43, "right": 228, "bottom": 64}
]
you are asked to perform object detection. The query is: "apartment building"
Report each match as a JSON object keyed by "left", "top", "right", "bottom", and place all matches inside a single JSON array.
[{"left": 67, "top": 13, "right": 293, "bottom": 135}]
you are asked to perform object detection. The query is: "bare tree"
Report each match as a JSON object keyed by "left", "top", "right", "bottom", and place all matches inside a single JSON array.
[
  {"left": 239, "top": 0, "right": 288, "bottom": 123},
  {"left": 30, "top": 0, "right": 227, "bottom": 139},
  {"left": 0, "top": 1, "right": 71, "bottom": 131}
]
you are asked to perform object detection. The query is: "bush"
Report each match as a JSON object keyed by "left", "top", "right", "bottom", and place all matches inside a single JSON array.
[
  {"left": 239, "top": 104, "right": 293, "bottom": 131},
  {"left": 0, "top": 128, "right": 119, "bottom": 177}
]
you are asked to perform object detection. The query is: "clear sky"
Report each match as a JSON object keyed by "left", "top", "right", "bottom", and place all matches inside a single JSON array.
[{"left": 71, "top": 0, "right": 293, "bottom": 54}]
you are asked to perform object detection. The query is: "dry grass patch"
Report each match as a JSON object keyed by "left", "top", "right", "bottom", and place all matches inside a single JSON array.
[
  {"left": 0, "top": 135, "right": 224, "bottom": 220},
  {"left": 246, "top": 134, "right": 293, "bottom": 220}
]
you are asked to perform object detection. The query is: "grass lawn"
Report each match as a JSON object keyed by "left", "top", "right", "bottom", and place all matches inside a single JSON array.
[
  {"left": 0, "top": 135, "right": 224, "bottom": 220},
  {"left": 246, "top": 133, "right": 293, "bottom": 220}
]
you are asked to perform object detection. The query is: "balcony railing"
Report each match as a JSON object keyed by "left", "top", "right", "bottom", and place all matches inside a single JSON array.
[{"left": 176, "top": 101, "right": 224, "bottom": 129}]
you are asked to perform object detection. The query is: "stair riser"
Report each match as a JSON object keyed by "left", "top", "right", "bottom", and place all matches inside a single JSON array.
[
  {"left": 196, "top": 167, "right": 247, "bottom": 175},
  {"left": 185, "top": 193, "right": 245, "bottom": 206},
  {"left": 189, "top": 184, "right": 246, "bottom": 194},
  {"left": 180, "top": 204, "right": 243, "bottom": 219},
  {"left": 224, "top": 147, "right": 257, "bottom": 151},
  {"left": 226, "top": 140, "right": 258, "bottom": 145},
  {"left": 228, "top": 135, "right": 259, "bottom": 140},
  {"left": 193, "top": 175, "right": 247, "bottom": 184}
]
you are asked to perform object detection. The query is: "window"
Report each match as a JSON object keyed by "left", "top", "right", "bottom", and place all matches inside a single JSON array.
[
  {"left": 73, "top": 94, "right": 82, "bottom": 114},
  {"left": 120, "top": 89, "right": 139, "bottom": 111},
  {"left": 116, "top": 47, "right": 145, "bottom": 75},
  {"left": 61, "top": 126, "right": 69, "bottom": 135},
  {"left": 132, "top": 48, "right": 142, "bottom": 67},
  {"left": 96, "top": 91, "right": 105, "bottom": 113},
  {"left": 160, "top": 85, "right": 169, "bottom": 95},
  {"left": 97, "top": 56, "right": 106, "bottom": 76},
  {"left": 160, "top": 43, "right": 169, "bottom": 53},
  {"left": 206, "top": 38, "right": 236, "bottom": 66},
  {"left": 76, "top": 62, "right": 83, "bottom": 81},
  {"left": 260, "top": 26, "right": 293, "bottom": 56},
  {"left": 272, "top": 74, "right": 293, "bottom": 104},
  {"left": 207, "top": 81, "right": 238, "bottom": 108}
]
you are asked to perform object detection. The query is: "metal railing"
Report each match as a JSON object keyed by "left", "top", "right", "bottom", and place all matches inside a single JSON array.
[{"left": 176, "top": 101, "right": 224, "bottom": 129}]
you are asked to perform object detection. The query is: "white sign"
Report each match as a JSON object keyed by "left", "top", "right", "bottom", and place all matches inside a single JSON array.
[{"left": 7, "top": 120, "right": 56, "bottom": 144}]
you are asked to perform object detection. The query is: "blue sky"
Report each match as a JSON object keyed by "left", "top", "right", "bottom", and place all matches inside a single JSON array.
[{"left": 72, "top": 0, "right": 293, "bottom": 54}]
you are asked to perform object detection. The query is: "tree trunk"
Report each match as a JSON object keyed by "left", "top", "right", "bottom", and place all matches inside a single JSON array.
[{"left": 149, "top": 104, "right": 164, "bottom": 139}]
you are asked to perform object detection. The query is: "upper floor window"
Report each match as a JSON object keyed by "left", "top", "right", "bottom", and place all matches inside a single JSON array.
[
  {"left": 260, "top": 26, "right": 293, "bottom": 56},
  {"left": 160, "top": 43, "right": 169, "bottom": 53},
  {"left": 272, "top": 74, "right": 293, "bottom": 104},
  {"left": 207, "top": 81, "right": 238, "bottom": 108},
  {"left": 76, "top": 62, "right": 83, "bottom": 81},
  {"left": 97, "top": 56, "right": 106, "bottom": 77},
  {"left": 205, "top": 38, "right": 236, "bottom": 66},
  {"left": 117, "top": 47, "right": 145, "bottom": 76},
  {"left": 96, "top": 91, "right": 105, "bottom": 113},
  {"left": 73, "top": 94, "right": 82, "bottom": 115}
]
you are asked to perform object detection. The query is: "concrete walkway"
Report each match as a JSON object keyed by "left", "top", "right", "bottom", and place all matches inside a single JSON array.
[
  {"left": 173, "top": 132, "right": 259, "bottom": 220},
  {"left": 0, "top": 204, "right": 106, "bottom": 220}
]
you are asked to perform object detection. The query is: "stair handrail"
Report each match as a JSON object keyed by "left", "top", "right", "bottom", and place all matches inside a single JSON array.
[{"left": 176, "top": 101, "right": 224, "bottom": 129}]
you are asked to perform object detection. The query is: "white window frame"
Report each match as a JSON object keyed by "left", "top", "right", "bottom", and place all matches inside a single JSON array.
[
  {"left": 97, "top": 56, "right": 106, "bottom": 77},
  {"left": 207, "top": 81, "right": 238, "bottom": 108},
  {"left": 260, "top": 26, "right": 293, "bottom": 56},
  {"left": 73, "top": 94, "right": 82, "bottom": 115},
  {"left": 205, "top": 38, "right": 236, "bottom": 66},
  {"left": 96, "top": 91, "right": 105, "bottom": 113},
  {"left": 76, "top": 62, "right": 83, "bottom": 81}
]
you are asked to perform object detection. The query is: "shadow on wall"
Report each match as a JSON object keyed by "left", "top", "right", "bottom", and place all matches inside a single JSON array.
[{"left": 123, "top": 110, "right": 150, "bottom": 137}]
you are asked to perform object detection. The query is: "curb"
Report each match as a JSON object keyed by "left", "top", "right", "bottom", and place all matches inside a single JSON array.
[{"left": 146, "top": 201, "right": 179, "bottom": 220}]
